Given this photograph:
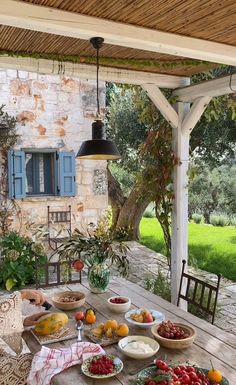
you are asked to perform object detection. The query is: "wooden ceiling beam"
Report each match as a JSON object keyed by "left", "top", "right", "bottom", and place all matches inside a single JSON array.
[
  {"left": 173, "top": 74, "right": 236, "bottom": 101},
  {"left": 0, "top": 56, "right": 189, "bottom": 88},
  {"left": 0, "top": 0, "right": 236, "bottom": 66}
]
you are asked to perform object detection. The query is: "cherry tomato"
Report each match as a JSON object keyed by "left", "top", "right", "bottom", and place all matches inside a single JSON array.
[
  {"left": 189, "top": 372, "right": 199, "bottom": 382},
  {"left": 146, "top": 381, "right": 156, "bottom": 385},
  {"left": 173, "top": 367, "right": 182, "bottom": 375},
  {"left": 180, "top": 374, "right": 191, "bottom": 384},
  {"left": 186, "top": 366, "right": 196, "bottom": 373},
  {"left": 155, "top": 360, "right": 169, "bottom": 371}
]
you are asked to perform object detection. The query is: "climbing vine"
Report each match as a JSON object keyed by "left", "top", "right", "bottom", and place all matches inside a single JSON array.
[
  {"left": 0, "top": 50, "right": 212, "bottom": 71},
  {"left": 0, "top": 105, "right": 19, "bottom": 235}
]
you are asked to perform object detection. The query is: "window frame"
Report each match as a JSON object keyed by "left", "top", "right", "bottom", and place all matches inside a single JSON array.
[{"left": 23, "top": 149, "right": 58, "bottom": 197}]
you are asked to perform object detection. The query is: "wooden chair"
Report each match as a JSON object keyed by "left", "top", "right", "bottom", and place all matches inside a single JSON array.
[
  {"left": 177, "top": 259, "right": 221, "bottom": 324},
  {"left": 35, "top": 259, "right": 82, "bottom": 289},
  {"left": 47, "top": 205, "right": 72, "bottom": 251}
]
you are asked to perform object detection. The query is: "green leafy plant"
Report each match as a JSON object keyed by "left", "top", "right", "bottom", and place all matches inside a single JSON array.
[
  {"left": 58, "top": 217, "right": 129, "bottom": 277},
  {"left": 192, "top": 213, "right": 204, "bottom": 224},
  {"left": 0, "top": 231, "right": 47, "bottom": 290},
  {"left": 210, "top": 213, "right": 229, "bottom": 227}
]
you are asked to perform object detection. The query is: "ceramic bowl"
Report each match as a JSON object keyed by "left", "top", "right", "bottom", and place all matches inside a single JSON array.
[
  {"left": 118, "top": 335, "right": 160, "bottom": 359},
  {"left": 107, "top": 296, "right": 131, "bottom": 313},
  {"left": 51, "top": 291, "right": 85, "bottom": 310},
  {"left": 125, "top": 309, "right": 165, "bottom": 329},
  {"left": 151, "top": 322, "right": 196, "bottom": 349}
]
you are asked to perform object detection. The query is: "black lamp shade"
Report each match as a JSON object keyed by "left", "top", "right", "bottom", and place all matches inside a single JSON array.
[{"left": 76, "top": 119, "right": 121, "bottom": 160}]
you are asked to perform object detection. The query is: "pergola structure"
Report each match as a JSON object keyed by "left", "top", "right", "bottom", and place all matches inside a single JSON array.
[{"left": 0, "top": 0, "right": 236, "bottom": 307}]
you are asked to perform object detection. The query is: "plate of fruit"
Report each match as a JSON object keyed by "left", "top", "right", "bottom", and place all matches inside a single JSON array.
[
  {"left": 151, "top": 320, "right": 196, "bottom": 349},
  {"left": 125, "top": 308, "right": 165, "bottom": 328},
  {"left": 134, "top": 359, "right": 229, "bottom": 385},
  {"left": 81, "top": 354, "right": 123, "bottom": 379},
  {"left": 85, "top": 319, "right": 129, "bottom": 346}
]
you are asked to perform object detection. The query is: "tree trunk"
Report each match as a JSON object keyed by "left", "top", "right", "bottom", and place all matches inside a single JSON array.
[{"left": 107, "top": 168, "right": 150, "bottom": 240}]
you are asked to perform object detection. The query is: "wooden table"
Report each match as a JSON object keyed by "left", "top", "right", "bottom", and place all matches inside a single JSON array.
[{"left": 23, "top": 277, "right": 236, "bottom": 384}]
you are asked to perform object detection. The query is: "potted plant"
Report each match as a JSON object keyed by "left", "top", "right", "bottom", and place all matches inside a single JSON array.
[{"left": 58, "top": 218, "right": 129, "bottom": 293}]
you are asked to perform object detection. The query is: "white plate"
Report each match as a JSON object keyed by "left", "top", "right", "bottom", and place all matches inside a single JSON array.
[
  {"left": 118, "top": 335, "right": 160, "bottom": 359},
  {"left": 81, "top": 355, "right": 123, "bottom": 379},
  {"left": 125, "top": 309, "right": 165, "bottom": 329}
]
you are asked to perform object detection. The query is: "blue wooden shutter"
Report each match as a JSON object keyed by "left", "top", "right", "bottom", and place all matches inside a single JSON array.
[
  {"left": 8, "top": 150, "right": 26, "bottom": 199},
  {"left": 58, "top": 152, "right": 76, "bottom": 196}
]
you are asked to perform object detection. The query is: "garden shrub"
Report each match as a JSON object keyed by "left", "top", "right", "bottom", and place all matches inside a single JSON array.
[
  {"left": 210, "top": 213, "right": 229, "bottom": 227},
  {"left": 192, "top": 213, "right": 204, "bottom": 224},
  {"left": 0, "top": 231, "right": 47, "bottom": 290},
  {"left": 229, "top": 216, "right": 236, "bottom": 226}
]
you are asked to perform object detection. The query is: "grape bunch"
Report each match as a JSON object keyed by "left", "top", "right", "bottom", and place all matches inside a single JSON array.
[
  {"left": 157, "top": 320, "right": 189, "bottom": 340},
  {"left": 89, "top": 355, "right": 115, "bottom": 375}
]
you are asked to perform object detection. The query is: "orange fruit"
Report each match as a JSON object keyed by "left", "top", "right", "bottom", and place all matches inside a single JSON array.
[
  {"left": 208, "top": 368, "right": 222, "bottom": 383},
  {"left": 117, "top": 323, "right": 129, "bottom": 337},
  {"left": 105, "top": 327, "right": 113, "bottom": 338},
  {"left": 104, "top": 319, "right": 118, "bottom": 331},
  {"left": 85, "top": 309, "right": 96, "bottom": 324}
]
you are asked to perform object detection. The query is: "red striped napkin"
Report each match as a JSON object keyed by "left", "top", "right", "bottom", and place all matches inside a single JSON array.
[{"left": 27, "top": 341, "right": 105, "bottom": 385}]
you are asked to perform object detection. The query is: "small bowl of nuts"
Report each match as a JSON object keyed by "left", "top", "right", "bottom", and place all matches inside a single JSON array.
[{"left": 51, "top": 291, "right": 86, "bottom": 310}]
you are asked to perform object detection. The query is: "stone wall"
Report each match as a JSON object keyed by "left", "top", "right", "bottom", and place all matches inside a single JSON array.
[{"left": 0, "top": 68, "right": 108, "bottom": 235}]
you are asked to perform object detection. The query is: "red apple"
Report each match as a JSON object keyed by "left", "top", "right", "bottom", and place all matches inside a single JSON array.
[
  {"left": 72, "top": 259, "right": 84, "bottom": 272},
  {"left": 143, "top": 311, "right": 154, "bottom": 323},
  {"left": 74, "top": 311, "right": 85, "bottom": 321}
]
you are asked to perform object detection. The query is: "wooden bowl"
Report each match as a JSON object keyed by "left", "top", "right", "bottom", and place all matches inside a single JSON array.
[
  {"left": 51, "top": 291, "right": 85, "bottom": 310},
  {"left": 151, "top": 322, "right": 196, "bottom": 349}
]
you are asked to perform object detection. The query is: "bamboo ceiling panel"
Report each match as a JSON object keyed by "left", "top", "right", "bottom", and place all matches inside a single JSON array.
[
  {"left": 21, "top": 0, "right": 236, "bottom": 45},
  {"left": 0, "top": 24, "right": 218, "bottom": 76}
]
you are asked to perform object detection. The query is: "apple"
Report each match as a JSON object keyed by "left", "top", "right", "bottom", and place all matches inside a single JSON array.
[
  {"left": 74, "top": 311, "right": 85, "bottom": 321},
  {"left": 143, "top": 311, "right": 154, "bottom": 323},
  {"left": 72, "top": 260, "right": 84, "bottom": 272}
]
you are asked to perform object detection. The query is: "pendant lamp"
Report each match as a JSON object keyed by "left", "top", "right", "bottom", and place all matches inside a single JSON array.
[{"left": 76, "top": 37, "right": 121, "bottom": 160}]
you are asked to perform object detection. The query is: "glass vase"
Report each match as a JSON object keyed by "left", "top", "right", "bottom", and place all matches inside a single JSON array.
[{"left": 88, "top": 263, "right": 110, "bottom": 293}]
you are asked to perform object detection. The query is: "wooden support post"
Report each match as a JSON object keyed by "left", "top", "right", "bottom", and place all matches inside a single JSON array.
[{"left": 171, "top": 102, "right": 190, "bottom": 307}]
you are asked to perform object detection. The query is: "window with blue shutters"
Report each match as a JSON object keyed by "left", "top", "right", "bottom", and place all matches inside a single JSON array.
[{"left": 8, "top": 149, "right": 76, "bottom": 199}]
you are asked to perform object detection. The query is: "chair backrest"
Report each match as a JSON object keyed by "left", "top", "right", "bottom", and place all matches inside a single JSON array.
[
  {"left": 47, "top": 205, "right": 72, "bottom": 237},
  {"left": 35, "top": 259, "right": 82, "bottom": 289},
  {"left": 177, "top": 260, "right": 221, "bottom": 324}
]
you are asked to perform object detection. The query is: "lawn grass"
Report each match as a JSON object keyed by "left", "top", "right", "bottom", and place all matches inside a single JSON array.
[{"left": 140, "top": 218, "right": 236, "bottom": 282}]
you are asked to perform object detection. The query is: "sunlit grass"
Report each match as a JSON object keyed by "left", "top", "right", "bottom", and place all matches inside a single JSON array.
[{"left": 140, "top": 218, "right": 236, "bottom": 282}]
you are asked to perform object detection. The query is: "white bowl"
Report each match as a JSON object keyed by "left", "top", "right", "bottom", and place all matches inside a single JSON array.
[
  {"left": 125, "top": 309, "right": 165, "bottom": 329},
  {"left": 107, "top": 296, "right": 131, "bottom": 313},
  {"left": 118, "top": 335, "right": 160, "bottom": 359}
]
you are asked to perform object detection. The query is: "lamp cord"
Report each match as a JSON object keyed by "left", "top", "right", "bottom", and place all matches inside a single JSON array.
[{"left": 96, "top": 46, "right": 100, "bottom": 116}]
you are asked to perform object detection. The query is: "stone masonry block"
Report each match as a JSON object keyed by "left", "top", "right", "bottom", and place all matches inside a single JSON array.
[
  {"left": 19, "top": 96, "right": 35, "bottom": 110},
  {"left": 6, "top": 69, "right": 17, "bottom": 78},
  {"left": 81, "top": 171, "right": 93, "bottom": 184},
  {"left": 0, "top": 71, "right": 7, "bottom": 82},
  {"left": 18, "top": 71, "right": 29, "bottom": 79}
]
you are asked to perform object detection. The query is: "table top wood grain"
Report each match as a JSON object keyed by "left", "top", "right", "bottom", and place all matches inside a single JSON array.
[{"left": 23, "top": 277, "right": 236, "bottom": 384}]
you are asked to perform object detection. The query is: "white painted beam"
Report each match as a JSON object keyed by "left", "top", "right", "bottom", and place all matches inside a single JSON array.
[
  {"left": 142, "top": 84, "right": 179, "bottom": 129},
  {"left": 171, "top": 102, "right": 190, "bottom": 307},
  {"left": 182, "top": 96, "right": 212, "bottom": 135},
  {"left": 0, "top": 0, "right": 236, "bottom": 66},
  {"left": 173, "top": 74, "right": 236, "bottom": 102},
  {"left": 0, "top": 56, "right": 188, "bottom": 88}
]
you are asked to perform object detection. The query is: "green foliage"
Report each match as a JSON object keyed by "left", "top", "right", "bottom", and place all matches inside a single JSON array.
[
  {"left": 0, "top": 232, "right": 47, "bottom": 290},
  {"left": 192, "top": 213, "right": 204, "bottom": 224},
  {"left": 188, "top": 163, "right": 236, "bottom": 222},
  {"left": 140, "top": 218, "right": 236, "bottom": 281},
  {"left": 0, "top": 105, "right": 18, "bottom": 150},
  {"left": 210, "top": 213, "right": 229, "bottom": 227},
  {"left": 59, "top": 216, "right": 129, "bottom": 277},
  {"left": 143, "top": 207, "right": 156, "bottom": 218},
  {"left": 146, "top": 269, "right": 171, "bottom": 302}
]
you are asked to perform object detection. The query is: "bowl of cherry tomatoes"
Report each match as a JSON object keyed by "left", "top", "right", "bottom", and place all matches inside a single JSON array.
[{"left": 151, "top": 320, "right": 196, "bottom": 349}]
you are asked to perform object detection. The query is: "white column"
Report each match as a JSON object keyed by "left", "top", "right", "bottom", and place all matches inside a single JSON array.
[{"left": 171, "top": 102, "right": 190, "bottom": 307}]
